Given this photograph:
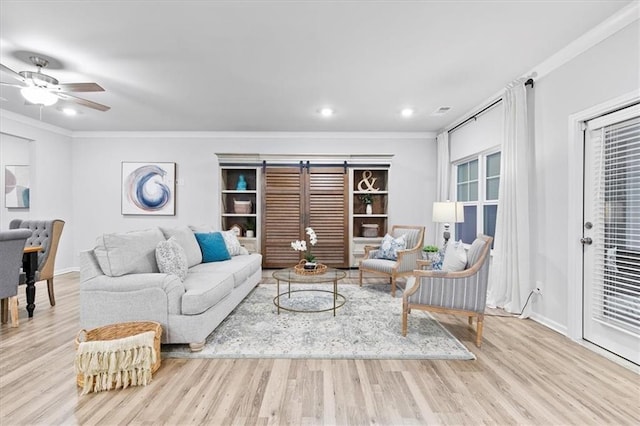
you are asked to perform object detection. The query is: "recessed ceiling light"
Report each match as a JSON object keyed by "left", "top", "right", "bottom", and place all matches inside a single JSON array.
[
  {"left": 401, "top": 107, "right": 415, "bottom": 118},
  {"left": 62, "top": 107, "right": 77, "bottom": 116},
  {"left": 318, "top": 107, "right": 334, "bottom": 117}
]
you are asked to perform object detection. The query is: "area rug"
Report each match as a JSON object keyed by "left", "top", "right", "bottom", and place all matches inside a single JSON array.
[{"left": 162, "top": 283, "right": 475, "bottom": 360}]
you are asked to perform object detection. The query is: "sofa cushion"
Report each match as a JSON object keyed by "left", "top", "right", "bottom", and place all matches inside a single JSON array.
[
  {"left": 442, "top": 240, "right": 467, "bottom": 272},
  {"left": 189, "top": 254, "right": 261, "bottom": 288},
  {"left": 194, "top": 232, "right": 231, "bottom": 262},
  {"left": 94, "top": 228, "right": 165, "bottom": 277},
  {"left": 181, "top": 272, "right": 234, "bottom": 315},
  {"left": 160, "top": 226, "right": 202, "bottom": 267},
  {"left": 156, "top": 237, "right": 188, "bottom": 281}
]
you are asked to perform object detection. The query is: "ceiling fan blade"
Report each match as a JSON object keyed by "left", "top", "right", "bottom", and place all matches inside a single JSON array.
[
  {"left": 1, "top": 63, "right": 26, "bottom": 83},
  {"left": 57, "top": 92, "right": 110, "bottom": 112},
  {"left": 0, "top": 81, "right": 24, "bottom": 89},
  {"left": 56, "top": 82, "right": 105, "bottom": 92}
]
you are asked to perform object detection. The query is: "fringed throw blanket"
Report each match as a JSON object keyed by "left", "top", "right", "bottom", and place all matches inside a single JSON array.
[{"left": 75, "top": 330, "right": 157, "bottom": 394}]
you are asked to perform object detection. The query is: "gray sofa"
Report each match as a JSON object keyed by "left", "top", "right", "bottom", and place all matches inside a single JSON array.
[{"left": 79, "top": 226, "right": 262, "bottom": 351}]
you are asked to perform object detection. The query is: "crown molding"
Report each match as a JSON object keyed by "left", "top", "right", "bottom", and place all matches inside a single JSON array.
[
  {"left": 0, "top": 109, "right": 72, "bottom": 137},
  {"left": 442, "top": 1, "right": 640, "bottom": 134},
  {"left": 527, "top": 0, "right": 639, "bottom": 81},
  {"left": 71, "top": 130, "right": 436, "bottom": 139}
]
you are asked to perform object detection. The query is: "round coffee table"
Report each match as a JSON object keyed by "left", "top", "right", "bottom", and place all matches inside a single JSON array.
[{"left": 272, "top": 267, "right": 347, "bottom": 316}]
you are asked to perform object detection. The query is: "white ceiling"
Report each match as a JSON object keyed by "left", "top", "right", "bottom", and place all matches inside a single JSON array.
[{"left": 0, "top": 0, "right": 632, "bottom": 133}]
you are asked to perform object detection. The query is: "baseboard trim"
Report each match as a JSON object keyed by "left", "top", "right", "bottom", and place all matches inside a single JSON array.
[
  {"left": 55, "top": 267, "right": 80, "bottom": 276},
  {"left": 529, "top": 312, "right": 568, "bottom": 336}
]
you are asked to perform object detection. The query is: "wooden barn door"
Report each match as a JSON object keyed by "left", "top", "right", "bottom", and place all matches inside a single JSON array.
[
  {"left": 262, "top": 164, "right": 348, "bottom": 268},
  {"left": 307, "top": 166, "right": 349, "bottom": 267}
]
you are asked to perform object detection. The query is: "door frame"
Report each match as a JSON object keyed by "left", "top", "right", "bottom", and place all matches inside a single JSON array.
[{"left": 566, "top": 90, "right": 640, "bottom": 342}]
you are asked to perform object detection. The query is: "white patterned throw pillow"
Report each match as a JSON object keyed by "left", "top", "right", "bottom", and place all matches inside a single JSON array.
[
  {"left": 220, "top": 230, "right": 249, "bottom": 256},
  {"left": 375, "top": 233, "right": 407, "bottom": 260},
  {"left": 155, "top": 237, "right": 188, "bottom": 281},
  {"left": 441, "top": 240, "right": 468, "bottom": 272}
]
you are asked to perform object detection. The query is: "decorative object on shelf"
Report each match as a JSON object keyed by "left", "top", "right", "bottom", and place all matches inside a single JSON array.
[
  {"left": 236, "top": 174, "right": 247, "bottom": 190},
  {"left": 229, "top": 223, "right": 243, "bottom": 236},
  {"left": 357, "top": 170, "right": 380, "bottom": 192},
  {"left": 121, "top": 162, "right": 176, "bottom": 215},
  {"left": 359, "top": 193, "right": 373, "bottom": 215},
  {"left": 245, "top": 217, "right": 256, "bottom": 238},
  {"left": 362, "top": 224, "right": 379, "bottom": 237},
  {"left": 294, "top": 259, "right": 328, "bottom": 275},
  {"left": 432, "top": 200, "right": 465, "bottom": 249},
  {"left": 233, "top": 199, "right": 252, "bottom": 214},
  {"left": 291, "top": 227, "right": 318, "bottom": 263},
  {"left": 5, "top": 165, "right": 30, "bottom": 208}
]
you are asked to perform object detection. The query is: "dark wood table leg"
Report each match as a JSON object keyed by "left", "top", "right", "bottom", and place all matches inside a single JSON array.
[{"left": 23, "top": 251, "right": 38, "bottom": 318}]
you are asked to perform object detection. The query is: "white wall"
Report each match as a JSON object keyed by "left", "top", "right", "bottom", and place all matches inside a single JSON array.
[
  {"left": 449, "top": 103, "right": 503, "bottom": 163},
  {"left": 530, "top": 21, "right": 640, "bottom": 330},
  {"left": 446, "top": 20, "right": 639, "bottom": 332},
  {"left": 71, "top": 135, "right": 437, "bottom": 263},
  {"left": 0, "top": 113, "right": 75, "bottom": 272}
]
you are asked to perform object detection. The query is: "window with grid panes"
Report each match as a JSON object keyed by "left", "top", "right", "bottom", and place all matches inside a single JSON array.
[{"left": 455, "top": 151, "right": 500, "bottom": 245}]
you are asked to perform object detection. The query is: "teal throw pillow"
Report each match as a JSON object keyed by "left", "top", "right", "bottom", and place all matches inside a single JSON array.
[
  {"left": 194, "top": 232, "right": 231, "bottom": 262},
  {"left": 374, "top": 233, "right": 407, "bottom": 260}
]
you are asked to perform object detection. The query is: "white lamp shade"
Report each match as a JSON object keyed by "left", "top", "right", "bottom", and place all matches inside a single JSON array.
[
  {"left": 20, "top": 87, "right": 58, "bottom": 106},
  {"left": 432, "top": 201, "right": 465, "bottom": 223}
]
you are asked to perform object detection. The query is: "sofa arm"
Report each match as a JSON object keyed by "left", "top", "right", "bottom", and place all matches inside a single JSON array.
[
  {"left": 81, "top": 272, "right": 185, "bottom": 316},
  {"left": 80, "top": 272, "right": 185, "bottom": 331}
]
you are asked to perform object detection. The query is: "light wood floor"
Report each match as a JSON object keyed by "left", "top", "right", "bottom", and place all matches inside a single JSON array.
[{"left": 1, "top": 272, "right": 638, "bottom": 425}]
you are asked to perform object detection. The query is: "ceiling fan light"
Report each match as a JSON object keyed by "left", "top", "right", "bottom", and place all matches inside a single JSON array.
[
  {"left": 401, "top": 107, "right": 415, "bottom": 118},
  {"left": 20, "top": 86, "right": 58, "bottom": 106}
]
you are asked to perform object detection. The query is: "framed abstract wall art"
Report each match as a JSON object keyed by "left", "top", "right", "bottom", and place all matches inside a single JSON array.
[
  {"left": 5, "top": 165, "right": 30, "bottom": 208},
  {"left": 121, "top": 162, "right": 176, "bottom": 215}
]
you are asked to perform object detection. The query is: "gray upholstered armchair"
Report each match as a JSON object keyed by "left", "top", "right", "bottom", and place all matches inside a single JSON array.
[
  {"left": 10, "top": 219, "right": 65, "bottom": 306},
  {"left": 402, "top": 234, "right": 493, "bottom": 347},
  {"left": 359, "top": 225, "right": 425, "bottom": 297},
  {"left": 0, "top": 229, "right": 33, "bottom": 327}
]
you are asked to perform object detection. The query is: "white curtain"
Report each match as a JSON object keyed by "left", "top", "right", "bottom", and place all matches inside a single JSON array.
[
  {"left": 434, "top": 131, "right": 450, "bottom": 245},
  {"left": 487, "top": 80, "right": 533, "bottom": 316}
]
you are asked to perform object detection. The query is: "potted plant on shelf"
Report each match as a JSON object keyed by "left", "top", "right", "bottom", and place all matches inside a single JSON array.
[
  {"left": 359, "top": 193, "right": 373, "bottom": 215},
  {"left": 245, "top": 217, "right": 256, "bottom": 238}
]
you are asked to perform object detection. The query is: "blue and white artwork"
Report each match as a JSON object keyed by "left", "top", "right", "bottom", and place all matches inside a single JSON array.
[
  {"left": 5, "top": 165, "right": 30, "bottom": 208},
  {"left": 122, "top": 162, "right": 176, "bottom": 215}
]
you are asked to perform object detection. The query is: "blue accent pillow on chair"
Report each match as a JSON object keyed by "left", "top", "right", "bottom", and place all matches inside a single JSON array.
[
  {"left": 374, "top": 233, "right": 407, "bottom": 260},
  {"left": 194, "top": 232, "right": 231, "bottom": 262}
]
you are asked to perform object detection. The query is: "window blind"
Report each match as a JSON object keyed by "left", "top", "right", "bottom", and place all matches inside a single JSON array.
[{"left": 590, "top": 113, "right": 640, "bottom": 336}]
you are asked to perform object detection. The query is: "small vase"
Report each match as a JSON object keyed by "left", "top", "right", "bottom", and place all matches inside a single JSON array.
[
  {"left": 366, "top": 204, "right": 373, "bottom": 215},
  {"left": 304, "top": 262, "right": 317, "bottom": 270}
]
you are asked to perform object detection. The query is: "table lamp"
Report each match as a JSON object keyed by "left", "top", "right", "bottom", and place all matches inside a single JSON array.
[{"left": 432, "top": 201, "right": 465, "bottom": 248}]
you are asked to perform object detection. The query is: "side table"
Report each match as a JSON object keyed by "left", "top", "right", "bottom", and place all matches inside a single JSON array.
[{"left": 416, "top": 259, "right": 433, "bottom": 270}]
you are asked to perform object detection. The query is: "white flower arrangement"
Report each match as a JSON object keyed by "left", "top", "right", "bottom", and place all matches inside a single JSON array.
[{"left": 291, "top": 227, "right": 318, "bottom": 263}]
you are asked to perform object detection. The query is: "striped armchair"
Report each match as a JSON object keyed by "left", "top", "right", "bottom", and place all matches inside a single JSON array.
[
  {"left": 358, "top": 225, "right": 425, "bottom": 297},
  {"left": 402, "top": 234, "right": 493, "bottom": 347}
]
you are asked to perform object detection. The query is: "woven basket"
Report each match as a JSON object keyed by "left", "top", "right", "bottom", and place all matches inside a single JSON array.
[
  {"left": 75, "top": 321, "right": 162, "bottom": 388},
  {"left": 294, "top": 259, "right": 328, "bottom": 275},
  {"left": 233, "top": 199, "right": 252, "bottom": 214}
]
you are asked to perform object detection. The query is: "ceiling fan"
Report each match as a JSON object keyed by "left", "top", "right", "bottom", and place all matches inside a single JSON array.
[{"left": 0, "top": 55, "right": 110, "bottom": 111}]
